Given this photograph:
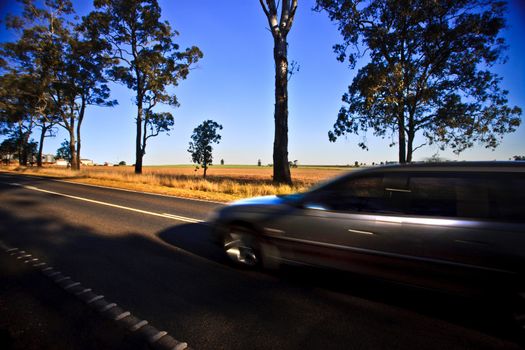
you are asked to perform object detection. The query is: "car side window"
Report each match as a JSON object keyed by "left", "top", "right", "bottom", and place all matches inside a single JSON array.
[
  {"left": 484, "top": 173, "right": 525, "bottom": 222},
  {"left": 408, "top": 175, "right": 458, "bottom": 217},
  {"left": 309, "top": 174, "right": 409, "bottom": 214},
  {"left": 407, "top": 172, "right": 525, "bottom": 222}
]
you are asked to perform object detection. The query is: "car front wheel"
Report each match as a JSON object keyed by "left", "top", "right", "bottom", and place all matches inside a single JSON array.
[{"left": 223, "top": 225, "right": 260, "bottom": 267}]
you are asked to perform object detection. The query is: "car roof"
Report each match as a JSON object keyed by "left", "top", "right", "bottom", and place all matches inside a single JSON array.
[{"left": 356, "top": 161, "right": 525, "bottom": 175}]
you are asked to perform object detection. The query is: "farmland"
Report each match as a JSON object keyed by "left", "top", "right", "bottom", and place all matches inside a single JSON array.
[{"left": 1, "top": 165, "right": 357, "bottom": 202}]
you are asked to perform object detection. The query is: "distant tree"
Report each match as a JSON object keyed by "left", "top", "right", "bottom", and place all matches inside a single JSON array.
[
  {"left": 187, "top": 120, "right": 223, "bottom": 179},
  {"left": 424, "top": 154, "right": 448, "bottom": 163},
  {"left": 317, "top": 0, "right": 522, "bottom": 163},
  {"left": 513, "top": 155, "right": 525, "bottom": 161},
  {"left": 118, "top": 161, "right": 126, "bottom": 166},
  {"left": 259, "top": 0, "right": 298, "bottom": 185},
  {"left": 0, "top": 137, "right": 17, "bottom": 164},
  {"left": 354, "top": 161, "right": 359, "bottom": 167},
  {"left": 35, "top": 119, "right": 58, "bottom": 167},
  {"left": 220, "top": 159, "right": 224, "bottom": 165},
  {"left": 257, "top": 159, "right": 262, "bottom": 167},
  {"left": 0, "top": 133, "right": 36, "bottom": 165},
  {"left": 87, "top": 0, "right": 203, "bottom": 174},
  {"left": 56, "top": 139, "right": 72, "bottom": 162},
  {"left": 0, "top": 73, "right": 40, "bottom": 166},
  {"left": 1, "top": 0, "right": 116, "bottom": 170}
]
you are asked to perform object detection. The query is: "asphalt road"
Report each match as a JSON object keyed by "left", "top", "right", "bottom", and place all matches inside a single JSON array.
[{"left": 0, "top": 172, "right": 523, "bottom": 350}]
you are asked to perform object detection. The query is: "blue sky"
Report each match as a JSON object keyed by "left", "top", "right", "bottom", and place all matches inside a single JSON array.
[{"left": 1, "top": 0, "right": 524, "bottom": 165}]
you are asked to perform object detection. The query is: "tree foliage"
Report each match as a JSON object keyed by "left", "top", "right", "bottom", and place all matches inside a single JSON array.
[
  {"left": 0, "top": 130, "right": 38, "bottom": 165},
  {"left": 87, "top": 0, "right": 203, "bottom": 174},
  {"left": 316, "top": 0, "right": 522, "bottom": 163},
  {"left": 1, "top": 0, "right": 116, "bottom": 170},
  {"left": 0, "top": 73, "right": 42, "bottom": 165},
  {"left": 55, "top": 139, "right": 72, "bottom": 162},
  {"left": 187, "top": 120, "right": 222, "bottom": 179}
]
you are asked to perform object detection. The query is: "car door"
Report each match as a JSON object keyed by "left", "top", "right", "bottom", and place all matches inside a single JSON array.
[
  {"left": 399, "top": 171, "right": 525, "bottom": 287},
  {"left": 264, "top": 172, "right": 424, "bottom": 278}
]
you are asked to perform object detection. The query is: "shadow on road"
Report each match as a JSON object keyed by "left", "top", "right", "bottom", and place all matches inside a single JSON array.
[
  {"left": 157, "top": 222, "right": 525, "bottom": 348},
  {"left": 0, "top": 198, "right": 522, "bottom": 350},
  {"left": 158, "top": 223, "right": 228, "bottom": 266}
]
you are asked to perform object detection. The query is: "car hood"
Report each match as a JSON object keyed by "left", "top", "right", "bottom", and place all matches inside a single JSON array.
[{"left": 229, "top": 195, "right": 286, "bottom": 207}]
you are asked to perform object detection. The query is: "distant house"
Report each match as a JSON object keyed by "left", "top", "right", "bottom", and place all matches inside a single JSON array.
[
  {"left": 55, "top": 159, "right": 69, "bottom": 167},
  {"left": 80, "top": 159, "right": 94, "bottom": 166},
  {"left": 42, "top": 154, "right": 55, "bottom": 164},
  {"left": 1, "top": 153, "right": 14, "bottom": 165}
]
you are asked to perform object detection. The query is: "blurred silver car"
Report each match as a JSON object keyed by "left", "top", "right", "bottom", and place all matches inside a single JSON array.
[{"left": 210, "top": 162, "right": 525, "bottom": 292}]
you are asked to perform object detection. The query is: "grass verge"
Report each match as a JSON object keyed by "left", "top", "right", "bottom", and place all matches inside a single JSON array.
[{"left": 0, "top": 165, "right": 344, "bottom": 202}]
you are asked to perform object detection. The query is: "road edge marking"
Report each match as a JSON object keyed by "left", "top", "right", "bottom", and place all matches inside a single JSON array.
[
  {"left": 0, "top": 240, "right": 191, "bottom": 350},
  {"left": 8, "top": 182, "right": 204, "bottom": 224},
  {"left": 0, "top": 171, "right": 226, "bottom": 205}
]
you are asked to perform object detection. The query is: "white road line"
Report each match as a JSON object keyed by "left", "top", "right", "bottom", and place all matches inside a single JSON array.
[
  {"left": 100, "top": 303, "right": 117, "bottom": 312},
  {"left": 149, "top": 331, "right": 168, "bottom": 344},
  {"left": 130, "top": 320, "right": 148, "bottom": 332},
  {"left": 86, "top": 295, "right": 104, "bottom": 304},
  {"left": 64, "top": 282, "right": 81, "bottom": 290},
  {"left": 161, "top": 213, "right": 203, "bottom": 224},
  {"left": 75, "top": 288, "right": 92, "bottom": 296},
  {"left": 8, "top": 183, "right": 204, "bottom": 224},
  {"left": 114, "top": 311, "right": 131, "bottom": 321},
  {"left": 0, "top": 172, "right": 225, "bottom": 204}
]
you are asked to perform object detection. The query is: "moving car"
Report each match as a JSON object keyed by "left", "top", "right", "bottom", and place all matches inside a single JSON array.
[{"left": 210, "top": 162, "right": 525, "bottom": 293}]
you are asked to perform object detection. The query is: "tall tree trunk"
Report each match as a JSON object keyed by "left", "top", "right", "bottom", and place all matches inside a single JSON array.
[
  {"left": 37, "top": 124, "right": 47, "bottom": 167},
  {"left": 69, "top": 131, "right": 78, "bottom": 170},
  {"left": 135, "top": 98, "right": 143, "bottom": 174},
  {"left": 273, "top": 36, "right": 292, "bottom": 185},
  {"left": 397, "top": 113, "right": 406, "bottom": 164},
  {"left": 406, "top": 130, "right": 414, "bottom": 163},
  {"left": 68, "top": 115, "right": 79, "bottom": 170},
  {"left": 259, "top": 0, "right": 297, "bottom": 185},
  {"left": 17, "top": 122, "right": 30, "bottom": 166},
  {"left": 76, "top": 99, "right": 85, "bottom": 170},
  {"left": 21, "top": 133, "right": 31, "bottom": 166}
]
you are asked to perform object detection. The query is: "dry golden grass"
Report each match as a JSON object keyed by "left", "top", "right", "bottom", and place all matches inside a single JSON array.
[{"left": 1, "top": 165, "right": 352, "bottom": 202}]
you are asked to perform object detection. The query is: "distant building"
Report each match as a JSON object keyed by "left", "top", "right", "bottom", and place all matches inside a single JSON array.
[
  {"left": 1, "top": 153, "right": 14, "bottom": 165},
  {"left": 42, "top": 154, "right": 55, "bottom": 164},
  {"left": 80, "top": 159, "right": 94, "bottom": 166},
  {"left": 55, "top": 159, "right": 68, "bottom": 167}
]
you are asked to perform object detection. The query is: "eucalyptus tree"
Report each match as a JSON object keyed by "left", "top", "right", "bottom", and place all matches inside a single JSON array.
[
  {"left": 187, "top": 120, "right": 223, "bottom": 179},
  {"left": 55, "top": 139, "right": 72, "bottom": 162},
  {"left": 34, "top": 116, "right": 58, "bottom": 167},
  {"left": 51, "top": 20, "right": 117, "bottom": 170},
  {"left": 0, "top": 0, "right": 65, "bottom": 165},
  {"left": 87, "top": 0, "right": 203, "bottom": 174},
  {"left": 0, "top": 73, "right": 40, "bottom": 165},
  {"left": 259, "top": 0, "right": 298, "bottom": 185},
  {"left": 1, "top": 0, "right": 116, "bottom": 170},
  {"left": 316, "top": 0, "right": 522, "bottom": 163}
]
